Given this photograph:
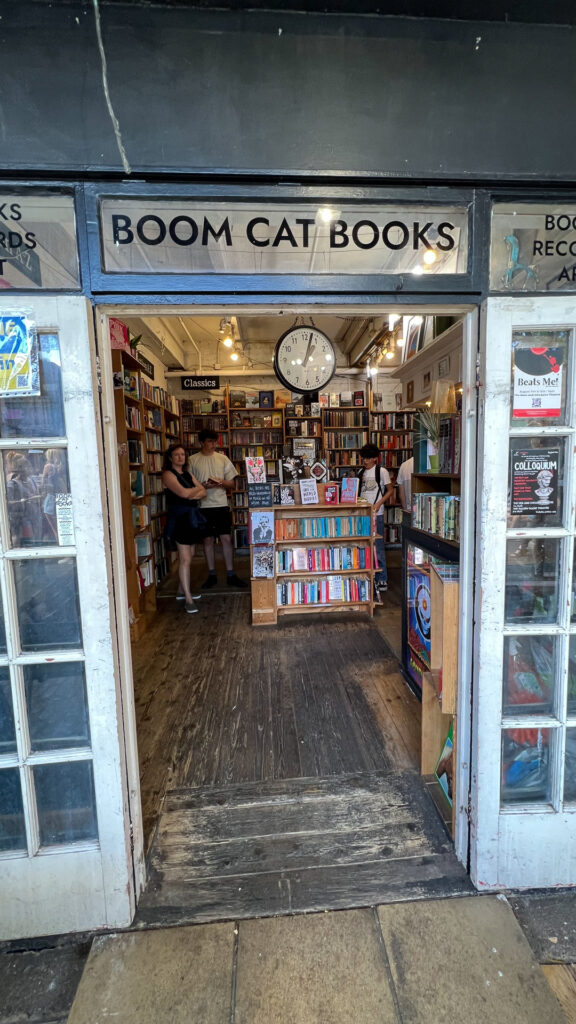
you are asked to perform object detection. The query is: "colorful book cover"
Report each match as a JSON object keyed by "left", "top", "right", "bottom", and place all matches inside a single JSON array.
[
  {"left": 353, "top": 390, "right": 365, "bottom": 406},
  {"left": 278, "top": 485, "right": 295, "bottom": 505},
  {"left": 299, "top": 478, "right": 319, "bottom": 504},
  {"left": 245, "top": 456, "right": 266, "bottom": 483},
  {"left": 259, "top": 390, "right": 274, "bottom": 408},
  {"left": 250, "top": 510, "right": 275, "bottom": 543},
  {"left": 230, "top": 390, "right": 246, "bottom": 408},
  {"left": 340, "top": 477, "right": 359, "bottom": 503},
  {"left": 252, "top": 545, "right": 275, "bottom": 578},
  {"left": 324, "top": 483, "right": 339, "bottom": 505},
  {"left": 434, "top": 721, "right": 454, "bottom": 805}
]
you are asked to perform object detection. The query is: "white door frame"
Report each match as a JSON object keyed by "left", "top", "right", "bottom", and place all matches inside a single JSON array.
[
  {"left": 471, "top": 295, "right": 576, "bottom": 890},
  {"left": 0, "top": 296, "right": 136, "bottom": 939}
]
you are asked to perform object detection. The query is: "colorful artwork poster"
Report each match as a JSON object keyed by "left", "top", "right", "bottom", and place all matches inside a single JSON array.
[
  {"left": 407, "top": 565, "right": 431, "bottom": 667},
  {"left": 510, "top": 447, "right": 560, "bottom": 516},
  {"left": 512, "top": 345, "right": 563, "bottom": 419},
  {"left": 0, "top": 315, "right": 40, "bottom": 397},
  {"left": 406, "top": 647, "right": 427, "bottom": 695}
]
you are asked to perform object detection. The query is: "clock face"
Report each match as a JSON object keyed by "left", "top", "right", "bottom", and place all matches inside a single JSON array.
[{"left": 273, "top": 326, "right": 336, "bottom": 393}]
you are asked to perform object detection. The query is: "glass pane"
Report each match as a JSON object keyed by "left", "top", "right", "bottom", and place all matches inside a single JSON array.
[
  {"left": 511, "top": 329, "right": 569, "bottom": 427},
  {"left": 0, "top": 767, "right": 26, "bottom": 852},
  {"left": 568, "top": 637, "right": 576, "bottom": 715},
  {"left": 34, "top": 761, "right": 97, "bottom": 846},
  {"left": 572, "top": 544, "right": 576, "bottom": 624},
  {"left": 503, "top": 636, "right": 555, "bottom": 716},
  {"left": 505, "top": 538, "right": 562, "bottom": 624},
  {"left": 0, "top": 332, "right": 65, "bottom": 438},
  {"left": 0, "top": 589, "right": 6, "bottom": 654},
  {"left": 0, "top": 667, "right": 16, "bottom": 754},
  {"left": 14, "top": 558, "right": 82, "bottom": 652},
  {"left": 25, "top": 662, "right": 90, "bottom": 751},
  {"left": 501, "top": 727, "right": 551, "bottom": 805},
  {"left": 565, "top": 729, "right": 576, "bottom": 803},
  {"left": 4, "top": 448, "right": 70, "bottom": 547},
  {"left": 508, "top": 437, "right": 565, "bottom": 528}
]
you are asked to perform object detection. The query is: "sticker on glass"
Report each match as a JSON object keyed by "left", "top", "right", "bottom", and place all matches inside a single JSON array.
[{"left": 0, "top": 315, "right": 40, "bottom": 397}]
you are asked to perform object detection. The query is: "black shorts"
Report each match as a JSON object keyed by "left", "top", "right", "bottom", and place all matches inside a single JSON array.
[
  {"left": 201, "top": 505, "right": 233, "bottom": 538},
  {"left": 172, "top": 518, "right": 205, "bottom": 547}
]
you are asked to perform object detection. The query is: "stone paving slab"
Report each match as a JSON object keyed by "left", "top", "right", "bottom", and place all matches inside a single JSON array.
[
  {"left": 67, "top": 924, "right": 234, "bottom": 1024},
  {"left": 235, "top": 908, "right": 397, "bottom": 1024},
  {"left": 508, "top": 889, "right": 576, "bottom": 963},
  {"left": 377, "top": 895, "right": 566, "bottom": 1024}
]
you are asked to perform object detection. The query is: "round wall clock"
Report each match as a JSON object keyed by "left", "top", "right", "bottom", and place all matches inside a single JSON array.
[{"left": 273, "top": 325, "right": 337, "bottom": 393}]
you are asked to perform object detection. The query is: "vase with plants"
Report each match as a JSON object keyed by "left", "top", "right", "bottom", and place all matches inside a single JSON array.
[{"left": 418, "top": 409, "right": 440, "bottom": 472}]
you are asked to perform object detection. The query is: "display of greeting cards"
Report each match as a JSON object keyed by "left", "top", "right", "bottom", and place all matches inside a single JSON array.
[
  {"left": 324, "top": 483, "right": 339, "bottom": 504},
  {"left": 252, "top": 545, "right": 275, "bottom": 578},
  {"left": 340, "top": 477, "right": 359, "bottom": 503},
  {"left": 250, "top": 510, "right": 275, "bottom": 544},
  {"left": 299, "top": 478, "right": 319, "bottom": 504},
  {"left": 245, "top": 456, "right": 266, "bottom": 483}
]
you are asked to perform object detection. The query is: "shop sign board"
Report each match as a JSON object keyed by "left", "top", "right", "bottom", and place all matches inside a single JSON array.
[
  {"left": 509, "top": 447, "right": 559, "bottom": 516},
  {"left": 0, "top": 195, "right": 79, "bottom": 289},
  {"left": 99, "top": 200, "right": 469, "bottom": 276},
  {"left": 491, "top": 202, "right": 576, "bottom": 291}
]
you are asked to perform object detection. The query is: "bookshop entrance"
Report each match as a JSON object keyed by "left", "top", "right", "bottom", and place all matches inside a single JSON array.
[{"left": 97, "top": 303, "right": 476, "bottom": 921}]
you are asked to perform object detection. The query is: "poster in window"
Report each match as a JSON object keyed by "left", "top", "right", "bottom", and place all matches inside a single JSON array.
[
  {"left": 512, "top": 345, "right": 563, "bottom": 419},
  {"left": 510, "top": 448, "right": 559, "bottom": 516},
  {"left": 0, "top": 315, "right": 40, "bottom": 397}
]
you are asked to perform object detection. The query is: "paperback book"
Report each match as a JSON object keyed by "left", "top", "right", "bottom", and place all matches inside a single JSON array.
[
  {"left": 250, "top": 510, "right": 275, "bottom": 543},
  {"left": 299, "top": 478, "right": 319, "bottom": 504},
  {"left": 252, "top": 545, "right": 275, "bottom": 578},
  {"left": 245, "top": 456, "right": 266, "bottom": 483},
  {"left": 324, "top": 483, "right": 339, "bottom": 504},
  {"left": 340, "top": 476, "right": 359, "bottom": 503}
]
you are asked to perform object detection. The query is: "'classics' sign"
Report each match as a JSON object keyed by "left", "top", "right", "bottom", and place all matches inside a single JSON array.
[
  {"left": 99, "top": 200, "right": 469, "bottom": 277},
  {"left": 181, "top": 375, "right": 220, "bottom": 390},
  {"left": 491, "top": 203, "right": 576, "bottom": 291}
]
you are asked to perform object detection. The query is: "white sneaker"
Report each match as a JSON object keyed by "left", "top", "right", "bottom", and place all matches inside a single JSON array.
[
  {"left": 177, "top": 590, "right": 201, "bottom": 600},
  {"left": 185, "top": 600, "right": 199, "bottom": 614}
]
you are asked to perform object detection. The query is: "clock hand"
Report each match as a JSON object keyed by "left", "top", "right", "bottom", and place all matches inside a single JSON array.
[{"left": 302, "top": 333, "right": 314, "bottom": 366}]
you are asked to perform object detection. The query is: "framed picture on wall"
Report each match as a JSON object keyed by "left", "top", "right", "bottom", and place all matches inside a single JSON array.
[
  {"left": 404, "top": 318, "right": 423, "bottom": 361},
  {"left": 406, "top": 381, "right": 414, "bottom": 404}
]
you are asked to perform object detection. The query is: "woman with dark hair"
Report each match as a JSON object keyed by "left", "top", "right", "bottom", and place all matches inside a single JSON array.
[{"left": 162, "top": 445, "right": 207, "bottom": 613}]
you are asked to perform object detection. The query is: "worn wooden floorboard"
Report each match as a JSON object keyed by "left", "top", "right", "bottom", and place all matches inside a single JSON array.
[
  {"left": 133, "top": 570, "right": 469, "bottom": 923},
  {"left": 136, "top": 852, "right": 473, "bottom": 926}
]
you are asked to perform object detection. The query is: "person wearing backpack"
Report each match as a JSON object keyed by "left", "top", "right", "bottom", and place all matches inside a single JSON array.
[{"left": 357, "top": 443, "right": 395, "bottom": 595}]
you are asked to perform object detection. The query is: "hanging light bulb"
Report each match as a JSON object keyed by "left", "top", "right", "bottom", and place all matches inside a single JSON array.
[
  {"left": 230, "top": 349, "right": 239, "bottom": 362},
  {"left": 219, "top": 318, "right": 234, "bottom": 347}
]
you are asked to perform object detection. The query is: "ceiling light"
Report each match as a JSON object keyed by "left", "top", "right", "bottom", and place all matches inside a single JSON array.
[
  {"left": 219, "top": 318, "right": 234, "bottom": 347},
  {"left": 385, "top": 349, "right": 394, "bottom": 360},
  {"left": 230, "top": 349, "right": 239, "bottom": 362},
  {"left": 423, "top": 250, "right": 437, "bottom": 265},
  {"left": 222, "top": 334, "right": 234, "bottom": 348},
  {"left": 396, "top": 337, "right": 405, "bottom": 346}
]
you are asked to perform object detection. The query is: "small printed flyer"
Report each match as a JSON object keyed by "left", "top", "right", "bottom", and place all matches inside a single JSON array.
[
  {"left": 55, "top": 493, "right": 75, "bottom": 546},
  {"left": 510, "top": 448, "right": 559, "bottom": 515}
]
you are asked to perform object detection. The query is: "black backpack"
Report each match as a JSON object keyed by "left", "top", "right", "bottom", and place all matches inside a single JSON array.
[{"left": 357, "top": 464, "right": 384, "bottom": 498}]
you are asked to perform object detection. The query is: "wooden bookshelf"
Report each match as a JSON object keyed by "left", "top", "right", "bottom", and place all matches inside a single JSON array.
[
  {"left": 421, "top": 563, "right": 460, "bottom": 837},
  {"left": 230, "top": 407, "right": 285, "bottom": 548},
  {"left": 250, "top": 500, "right": 375, "bottom": 625},
  {"left": 322, "top": 406, "right": 369, "bottom": 479},
  {"left": 112, "top": 349, "right": 181, "bottom": 639}
]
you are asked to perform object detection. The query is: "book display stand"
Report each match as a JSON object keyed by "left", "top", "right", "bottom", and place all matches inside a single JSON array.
[{"left": 249, "top": 491, "right": 375, "bottom": 625}]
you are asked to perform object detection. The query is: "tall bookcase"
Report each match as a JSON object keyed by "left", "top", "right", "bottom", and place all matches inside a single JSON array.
[
  {"left": 181, "top": 391, "right": 229, "bottom": 453},
  {"left": 229, "top": 405, "right": 285, "bottom": 548},
  {"left": 112, "top": 349, "right": 181, "bottom": 639},
  {"left": 322, "top": 405, "right": 369, "bottom": 479},
  {"left": 250, "top": 499, "right": 374, "bottom": 625},
  {"left": 370, "top": 411, "right": 414, "bottom": 471}
]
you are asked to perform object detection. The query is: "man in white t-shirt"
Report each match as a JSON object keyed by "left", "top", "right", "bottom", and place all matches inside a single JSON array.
[
  {"left": 188, "top": 429, "right": 248, "bottom": 589},
  {"left": 397, "top": 456, "right": 414, "bottom": 515},
  {"left": 357, "top": 443, "right": 395, "bottom": 593}
]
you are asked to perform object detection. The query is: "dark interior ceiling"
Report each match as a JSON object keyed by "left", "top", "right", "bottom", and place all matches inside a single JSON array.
[{"left": 39, "top": 0, "right": 576, "bottom": 27}]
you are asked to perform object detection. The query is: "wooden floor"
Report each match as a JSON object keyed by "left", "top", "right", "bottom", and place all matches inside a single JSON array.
[{"left": 132, "top": 559, "right": 473, "bottom": 923}]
